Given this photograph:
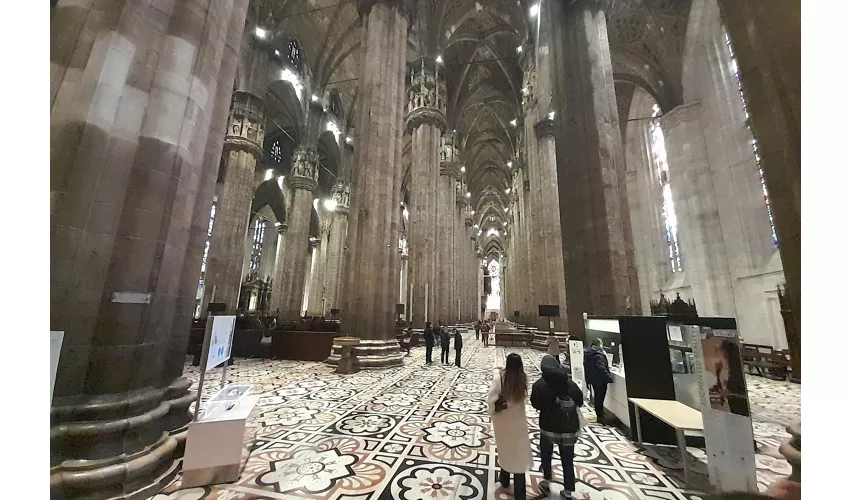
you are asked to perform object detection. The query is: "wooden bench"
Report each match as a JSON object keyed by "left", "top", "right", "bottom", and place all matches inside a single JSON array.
[{"left": 742, "top": 344, "right": 789, "bottom": 380}]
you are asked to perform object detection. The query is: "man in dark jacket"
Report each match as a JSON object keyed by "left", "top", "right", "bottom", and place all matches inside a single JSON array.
[
  {"left": 453, "top": 329, "right": 463, "bottom": 367},
  {"left": 531, "top": 354, "right": 584, "bottom": 498},
  {"left": 474, "top": 320, "right": 481, "bottom": 340},
  {"left": 584, "top": 338, "right": 613, "bottom": 424},
  {"left": 423, "top": 322, "right": 435, "bottom": 365},
  {"left": 439, "top": 323, "right": 450, "bottom": 364}
]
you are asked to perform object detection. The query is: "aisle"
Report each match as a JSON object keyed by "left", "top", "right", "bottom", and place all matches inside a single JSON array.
[{"left": 155, "top": 329, "right": 794, "bottom": 499}]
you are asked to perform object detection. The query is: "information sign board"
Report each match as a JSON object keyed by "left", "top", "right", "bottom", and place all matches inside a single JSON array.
[{"left": 207, "top": 315, "right": 236, "bottom": 369}]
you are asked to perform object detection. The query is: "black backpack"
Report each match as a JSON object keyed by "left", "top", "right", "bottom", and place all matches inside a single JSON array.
[{"left": 554, "top": 394, "right": 578, "bottom": 422}]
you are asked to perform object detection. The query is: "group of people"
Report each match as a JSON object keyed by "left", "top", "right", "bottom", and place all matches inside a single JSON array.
[
  {"left": 488, "top": 353, "right": 584, "bottom": 499},
  {"left": 473, "top": 319, "right": 493, "bottom": 345},
  {"left": 422, "top": 321, "right": 464, "bottom": 367}
]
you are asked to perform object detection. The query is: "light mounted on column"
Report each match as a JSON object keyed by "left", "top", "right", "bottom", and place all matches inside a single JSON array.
[
  {"left": 509, "top": 119, "right": 517, "bottom": 127},
  {"left": 460, "top": 166, "right": 466, "bottom": 173},
  {"left": 324, "top": 198, "right": 338, "bottom": 212},
  {"left": 465, "top": 192, "right": 471, "bottom": 198},
  {"left": 255, "top": 27, "right": 268, "bottom": 39},
  {"left": 530, "top": 4, "right": 540, "bottom": 18},
  {"left": 548, "top": 111, "right": 555, "bottom": 120},
  {"left": 436, "top": 55, "right": 444, "bottom": 64},
  {"left": 507, "top": 161, "right": 513, "bottom": 168},
  {"left": 505, "top": 188, "right": 511, "bottom": 194}
]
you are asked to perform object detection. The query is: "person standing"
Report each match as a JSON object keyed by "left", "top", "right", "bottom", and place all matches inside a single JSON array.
[
  {"left": 531, "top": 355, "right": 584, "bottom": 498},
  {"left": 424, "top": 322, "right": 435, "bottom": 365},
  {"left": 454, "top": 329, "right": 463, "bottom": 367},
  {"left": 487, "top": 353, "right": 532, "bottom": 499},
  {"left": 547, "top": 334, "right": 561, "bottom": 364},
  {"left": 584, "top": 338, "right": 613, "bottom": 424},
  {"left": 482, "top": 320, "right": 491, "bottom": 347},
  {"left": 439, "top": 323, "right": 450, "bottom": 364},
  {"left": 474, "top": 320, "right": 481, "bottom": 340}
]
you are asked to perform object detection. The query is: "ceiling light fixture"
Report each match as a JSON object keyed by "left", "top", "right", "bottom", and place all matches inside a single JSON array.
[
  {"left": 471, "top": 210, "right": 476, "bottom": 216},
  {"left": 509, "top": 118, "right": 517, "bottom": 127},
  {"left": 465, "top": 192, "right": 471, "bottom": 198},
  {"left": 345, "top": 136, "right": 353, "bottom": 144},
  {"left": 505, "top": 188, "right": 511, "bottom": 194},
  {"left": 460, "top": 166, "right": 466, "bottom": 173},
  {"left": 504, "top": 207, "right": 509, "bottom": 212},
  {"left": 274, "top": 49, "right": 281, "bottom": 56},
  {"left": 311, "top": 94, "right": 320, "bottom": 102},
  {"left": 507, "top": 161, "right": 513, "bottom": 168},
  {"left": 436, "top": 55, "right": 444, "bottom": 64},
  {"left": 516, "top": 46, "right": 523, "bottom": 53},
  {"left": 255, "top": 27, "right": 268, "bottom": 39},
  {"left": 548, "top": 111, "right": 555, "bottom": 120},
  {"left": 264, "top": 169, "right": 274, "bottom": 181}
]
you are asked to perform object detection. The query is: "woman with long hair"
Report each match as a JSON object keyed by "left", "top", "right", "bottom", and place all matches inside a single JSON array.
[{"left": 488, "top": 353, "right": 533, "bottom": 499}]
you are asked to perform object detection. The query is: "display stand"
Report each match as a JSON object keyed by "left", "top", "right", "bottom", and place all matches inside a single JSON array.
[{"left": 182, "top": 313, "right": 259, "bottom": 488}]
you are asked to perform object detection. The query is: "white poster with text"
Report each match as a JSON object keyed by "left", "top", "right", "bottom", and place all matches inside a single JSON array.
[{"left": 208, "top": 316, "right": 237, "bottom": 369}]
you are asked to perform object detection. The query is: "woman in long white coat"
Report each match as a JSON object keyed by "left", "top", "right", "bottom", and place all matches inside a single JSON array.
[{"left": 488, "top": 353, "right": 533, "bottom": 499}]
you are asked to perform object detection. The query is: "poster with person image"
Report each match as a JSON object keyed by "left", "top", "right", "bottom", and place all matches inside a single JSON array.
[{"left": 686, "top": 325, "right": 758, "bottom": 492}]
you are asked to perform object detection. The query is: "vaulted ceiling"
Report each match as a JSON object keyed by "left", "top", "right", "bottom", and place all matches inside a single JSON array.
[{"left": 250, "top": 0, "right": 692, "bottom": 257}]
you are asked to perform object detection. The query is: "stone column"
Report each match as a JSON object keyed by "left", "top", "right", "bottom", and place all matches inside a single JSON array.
[
  {"left": 661, "top": 102, "right": 736, "bottom": 316},
  {"left": 201, "top": 91, "right": 264, "bottom": 313},
  {"left": 718, "top": 0, "right": 800, "bottom": 374},
  {"left": 534, "top": 118, "right": 569, "bottom": 330},
  {"left": 548, "top": 0, "right": 632, "bottom": 337},
  {"left": 455, "top": 192, "right": 468, "bottom": 322},
  {"left": 49, "top": 1, "right": 249, "bottom": 498},
  {"left": 270, "top": 223, "right": 288, "bottom": 310},
  {"left": 337, "top": 0, "right": 409, "bottom": 367},
  {"left": 322, "top": 181, "right": 350, "bottom": 315},
  {"left": 276, "top": 146, "right": 318, "bottom": 318},
  {"left": 307, "top": 222, "right": 329, "bottom": 315},
  {"left": 406, "top": 56, "right": 445, "bottom": 328},
  {"left": 436, "top": 163, "right": 457, "bottom": 325}
]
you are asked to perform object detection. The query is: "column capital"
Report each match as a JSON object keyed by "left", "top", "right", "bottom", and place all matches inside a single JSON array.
[
  {"left": 276, "top": 222, "right": 289, "bottom": 234},
  {"left": 659, "top": 101, "right": 702, "bottom": 132},
  {"left": 223, "top": 91, "right": 265, "bottom": 160},
  {"left": 310, "top": 238, "right": 321, "bottom": 249},
  {"left": 290, "top": 146, "right": 319, "bottom": 192},
  {"left": 331, "top": 180, "right": 351, "bottom": 215},
  {"left": 534, "top": 118, "right": 555, "bottom": 138},
  {"left": 440, "top": 162, "right": 461, "bottom": 180},
  {"left": 358, "top": 0, "right": 413, "bottom": 22},
  {"left": 405, "top": 57, "right": 447, "bottom": 133}
]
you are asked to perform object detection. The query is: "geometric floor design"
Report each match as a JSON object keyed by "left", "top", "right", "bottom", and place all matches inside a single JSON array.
[{"left": 154, "top": 329, "right": 799, "bottom": 499}]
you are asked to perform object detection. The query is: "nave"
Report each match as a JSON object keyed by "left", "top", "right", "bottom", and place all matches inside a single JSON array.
[{"left": 154, "top": 330, "right": 799, "bottom": 500}]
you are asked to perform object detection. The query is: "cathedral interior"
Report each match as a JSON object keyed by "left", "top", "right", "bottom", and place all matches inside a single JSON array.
[{"left": 49, "top": 0, "right": 801, "bottom": 499}]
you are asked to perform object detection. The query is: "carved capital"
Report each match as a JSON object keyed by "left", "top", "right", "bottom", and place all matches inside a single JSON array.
[
  {"left": 331, "top": 180, "right": 351, "bottom": 215},
  {"left": 358, "top": 0, "right": 413, "bottom": 22},
  {"left": 456, "top": 194, "right": 469, "bottom": 208},
  {"left": 277, "top": 223, "right": 289, "bottom": 234},
  {"left": 405, "top": 107, "right": 447, "bottom": 133},
  {"left": 290, "top": 146, "right": 319, "bottom": 192},
  {"left": 659, "top": 101, "right": 702, "bottom": 132},
  {"left": 440, "top": 161, "right": 461, "bottom": 180},
  {"left": 534, "top": 118, "right": 555, "bottom": 138},
  {"left": 224, "top": 91, "right": 265, "bottom": 160}
]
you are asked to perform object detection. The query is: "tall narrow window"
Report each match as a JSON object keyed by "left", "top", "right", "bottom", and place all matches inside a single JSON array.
[
  {"left": 650, "top": 104, "right": 683, "bottom": 272},
  {"left": 287, "top": 40, "right": 302, "bottom": 71},
  {"left": 270, "top": 139, "right": 282, "bottom": 163},
  {"left": 723, "top": 27, "right": 779, "bottom": 247},
  {"left": 486, "top": 259, "right": 501, "bottom": 311},
  {"left": 250, "top": 219, "right": 268, "bottom": 272},
  {"left": 195, "top": 199, "right": 217, "bottom": 317}
]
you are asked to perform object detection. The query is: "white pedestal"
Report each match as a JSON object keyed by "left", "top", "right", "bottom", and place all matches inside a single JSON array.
[
  {"left": 182, "top": 389, "right": 259, "bottom": 488},
  {"left": 604, "top": 369, "right": 630, "bottom": 428}
]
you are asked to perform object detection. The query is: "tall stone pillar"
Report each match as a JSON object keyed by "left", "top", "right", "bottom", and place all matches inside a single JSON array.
[
  {"left": 661, "top": 102, "right": 736, "bottom": 316},
  {"left": 49, "top": 1, "right": 249, "bottom": 498},
  {"left": 717, "top": 0, "right": 800, "bottom": 375},
  {"left": 455, "top": 191, "right": 468, "bottom": 322},
  {"left": 548, "top": 0, "right": 632, "bottom": 337},
  {"left": 337, "top": 0, "right": 409, "bottom": 367},
  {"left": 406, "top": 56, "right": 445, "bottom": 328},
  {"left": 437, "top": 159, "right": 459, "bottom": 325},
  {"left": 322, "top": 181, "right": 350, "bottom": 315},
  {"left": 201, "top": 91, "right": 265, "bottom": 313},
  {"left": 307, "top": 221, "right": 329, "bottom": 315},
  {"left": 276, "top": 146, "right": 318, "bottom": 318},
  {"left": 534, "top": 118, "right": 569, "bottom": 330},
  {"left": 270, "top": 223, "right": 288, "bottom": 311}
]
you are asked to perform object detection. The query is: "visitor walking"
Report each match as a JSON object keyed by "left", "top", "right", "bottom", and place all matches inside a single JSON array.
[
  {"left": 482, "top": 320, "right": 491, "bottom": 347},
  {"left": 454, "top": 329, "right": 463, "bottom": 367},
  {"left": 474, "top": 320, "right": 481, "bottom": 340},
  {"left": 439, "top": 323, "right": 451, "bottom": 364},
  {"left": 424, "top": 322, "right": 435, "bottom": 365},
  {"left": 488, "top": 353, "right": 532, "bottom": 500},
  {"left": 531, "top": 355, "right": 584, "bottom": 498},
  {"left": 547, "top": 334, "right": 561, "bottom": 364},
  {"left": 584, "top": 338, "right": 613, "bottom": 424}
]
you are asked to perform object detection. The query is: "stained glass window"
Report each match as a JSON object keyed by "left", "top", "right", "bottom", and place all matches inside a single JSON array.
[
  {"left": 650, "top": 103, "right": 683, "bottom": 272},
  {"left": 486, "top": 259, "right": 501, "bottom": 311},
  {"left": 723, "top": 27, "right": 779, "bottom": 247},
  {"left": 197, "top": 200, "right": 217, "bottom": 293},
  {"left": 250, "top": 219, "right": 268, "bottom": 272},
  {"left": 287, "top": 40, "right": 302, "bottom": 70},
  {"left": 271, "top": 139, "right": 282, "bottom": 163}
]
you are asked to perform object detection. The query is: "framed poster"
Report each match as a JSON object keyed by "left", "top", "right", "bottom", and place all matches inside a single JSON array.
[
  {"left": 568, "top": 339, "right": 585, "bottom": 392},
  {"left": 686, "top": 325, "right": 757, "bottom": 492},
  {"left": 207, "top": 315, "right": 236, "bottom": 369}
]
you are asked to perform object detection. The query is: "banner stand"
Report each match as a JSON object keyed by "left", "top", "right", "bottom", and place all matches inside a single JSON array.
[{"left": 193, "top": 313, "right": 235, "bottom": 422}]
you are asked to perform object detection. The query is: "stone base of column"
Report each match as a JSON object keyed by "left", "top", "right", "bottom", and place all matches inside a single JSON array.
[
  {"left": 50, "top": 378, "right": 193, "bottom": 500},
  {"left": 325, "top": 339, "right": 403, "bottom": 369}
]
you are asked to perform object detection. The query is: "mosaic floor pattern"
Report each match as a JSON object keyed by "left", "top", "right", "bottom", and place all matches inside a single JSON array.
[{"left": 155, "top": 330, "right": 800, "bottom": 500}]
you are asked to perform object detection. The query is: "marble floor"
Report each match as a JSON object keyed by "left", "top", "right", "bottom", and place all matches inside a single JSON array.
[{"left": 154, "top": 330, "right": 799, "bottom": 500}]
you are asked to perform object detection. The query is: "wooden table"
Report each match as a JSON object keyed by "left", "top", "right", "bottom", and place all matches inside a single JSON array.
[{"left": 629, "top": 398, "right": 704, "bottom": 487}]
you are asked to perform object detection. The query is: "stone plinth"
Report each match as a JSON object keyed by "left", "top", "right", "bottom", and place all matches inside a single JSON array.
[
  {"left": 326, "top": 339, "right": 403, "bottom": 369},
  {"left": 333, "top": 337, "right": 361, "bottom": 374}
]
